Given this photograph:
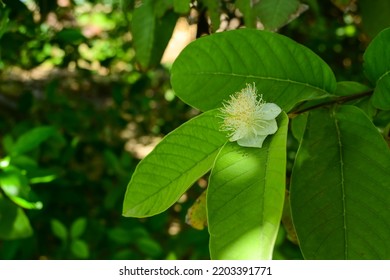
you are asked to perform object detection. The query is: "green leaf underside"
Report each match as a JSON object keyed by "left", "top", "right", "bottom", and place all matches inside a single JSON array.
[
  {"left": 123, "top": 109, "right": 227, "bottom": 217},
  {"left": 363, "top": 27, "right": 390, "bottom": 109},
  {"left": 290, "top": 105, "right": 390, "bottom": 259},
  {"left": 208, "top": 113, "right": 288, "bottom": 260},
  {"left": 171, "top": 29, "right": 336, "bottom": 113}
]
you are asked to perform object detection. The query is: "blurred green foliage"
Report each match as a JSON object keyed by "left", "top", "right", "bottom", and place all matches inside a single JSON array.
[{"left": 0, "top": 0, "right": 388, "bottom": 260}]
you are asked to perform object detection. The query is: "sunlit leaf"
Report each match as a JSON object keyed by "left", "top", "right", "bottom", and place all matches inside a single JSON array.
[
  {"left": 123, "top": 109, "right": 227, "bottom": 217},
  {"left": 71, "top": 239, "right": 89, "bottom": 259},
  {"left": 171, "top": 29, "right": 336, "bottom": 112},
  {"left": 290, "top": 105, "right": 390, "bottom": 259},
  {"left": 132, "top": 0, "right": 177, "bottom": 69},
  {"left": 11, "top": 126, "right": 56, "bottom": 156},
  {"left": 208, "top": 113, "right": 288, "bottom": 259}
]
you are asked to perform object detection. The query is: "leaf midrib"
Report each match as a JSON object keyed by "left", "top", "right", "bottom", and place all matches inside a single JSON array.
[{"left": 333, "top": 109, "right": 348, "bottom": 259}]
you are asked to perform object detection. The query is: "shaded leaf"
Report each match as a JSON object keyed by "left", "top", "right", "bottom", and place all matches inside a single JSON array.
[
  {"left": 71, "top": 239, "right": 89, "bottom": 259},
  {"left": 11, "top": 126, "right": 56, "bottom": 155},
  {"left": 132, "top": 0, "right": 177, "bottom": 69},
  {"left": 290, "top": 105, "right": 390, "bottom": 259},
  {"left": 0, "top": 193, "right": 33, "bottom": 240},
  {"left": 185, "top": 190, "right": 207, "bottom": 230},
  {"left": 257, "top": 0, "right": 300, "bottom": 31},
  {"left": 0, "top": 168, "right": 43, "bottom": 210},
  {"left": 363, "top": 27, "right": 390, "bottom": 110},
  {"left": 123, "top": 109, "right": 227, "bottom": 217},
  {"left": 208, "top": 113, "right": 288, "bottom": 259},
  {"left": 171, "top": 29, "right": 336, "bottom": 112},
  {"left": 51, "top": 219, "right": 68, "bottom": 241},
  {"left": 70, "top": 217, "right": 87, "bottom": 239}
]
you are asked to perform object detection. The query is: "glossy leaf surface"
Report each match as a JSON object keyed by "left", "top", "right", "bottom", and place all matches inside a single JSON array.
[
  {"left": 208, "top": 113, "right": 288, "bottom": 259},
  {"left": 171, "top": 29, "right": 336, "bottom": 112}
]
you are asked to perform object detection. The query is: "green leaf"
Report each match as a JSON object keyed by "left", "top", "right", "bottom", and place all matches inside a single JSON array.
[
  {"left": 203, "top": 0, "right": 221, "bottom": 32},
  {"left": 363, "top": 27, "right": 390, "bottom": 110},
  {"left": 132, "top": 0, "right": 177, "bottom": 69},
  {"left": 257, "top": 0, "right": 300, "bottom": 31},
  {"left": 171, "top": 29, "right": 336, "bottom": 112},
  {"left": 173, "top": 0, "right": 190, "bottom": 14},
  {"left": 136, "top": 237, "right": 163, "bottom": 257},
  {"left": 290, "top": 106, "right": 390, "bottom": 259},
  {"left": 123, "top": 109, "right": 227, "bottom": 217},
  {"left": 359, "top": 0, "right": 390, "bottom": 38},
  {"left": 208, "top": 113, "right": 288, "bottom": 259},
  {"left": 70, "top": 217, "right": 87, "bottom": 239},
  {"left": 71, "top": 239, "right": 89, "bottom": 259},
  {"left": 51, "top": 219, "right": 68, "bottom": 241},
  {"left": 11, "top": 126, "right": 56, "bottom": 156},
  {"left": 0, "top": 193, "right": 33, "bottom": 240},
  {"left": 185, "top": 190, "right": 207, "bottom": 230}
]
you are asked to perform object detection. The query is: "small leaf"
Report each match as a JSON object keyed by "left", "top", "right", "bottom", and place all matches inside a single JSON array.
[
  {"left": 171, "top": 29, "right": 336, "bottom": 112},
  {"left": 70, "top": 217, "right": 87, "bottom": 239},
  {"left": 0, "top": 193, "right": 33, "bottom": 240},
  {"left": 257, "top": 0, "right": 301, "bottom": 31},
  {"left": 11, "top": 126, "right": 56, "bottom": 156},
  {"left": 363, "top": 27, "right": 390, "bottom": 109},
  {"left": 290, "top": 105, "right": 390, "bottom": 259},
  {"left": 132, "top": 0, "right": 177, "bottom": 69},
  {"left": 208, "top": 113, "right": 288, "bottom": 260},
  {"left": 136, "top": 237, "right": 163, "bottom": 257},
  {"left": 71, "top": 239, "right": 89, "bottom": 259},
  {"left": 0, "top": 168, "right": 43, "bottom": 210},
  {"left": 123, "top": 109, "right": 227, "bottom": 217},
  {"left": 51, "top": 219, "right": 68, "bottom": 241},
  {"left": 185, "top": 190, "right": 207, "bottom": 230}
]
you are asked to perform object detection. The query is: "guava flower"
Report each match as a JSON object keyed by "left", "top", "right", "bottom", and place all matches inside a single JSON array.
[{"left": 219, "top": 83, "right": 281, "bottom": 148}]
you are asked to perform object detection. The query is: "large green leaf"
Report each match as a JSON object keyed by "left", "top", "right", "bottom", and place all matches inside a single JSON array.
[
  {"left": 257, "top": 0, "right": 300, "bottom": 31},
  {"left": 363, "top": 27, "right": 390, "bottom": 110},
  {"left": 171, "top": 29, "right": 336, "bottom": 112},
  {"left": 123, "top": 109, "right": 227, "bottom": 217},
  {"left": 290, "top": 105, "right": 390, "bottom": 259},
  {"left": 208, "top": 113, "right": 288, "bottom": 259}
]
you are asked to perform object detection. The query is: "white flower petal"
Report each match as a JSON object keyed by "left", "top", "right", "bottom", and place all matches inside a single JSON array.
[
  {"left": 261, "top": 103, "right": 282, "bottom": 120},
  {"left": 255, "top": 119, "right": 278, "bottom": 135},
  {"left": 237, "top": 134, "right": 268, "bottom": 148}
]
